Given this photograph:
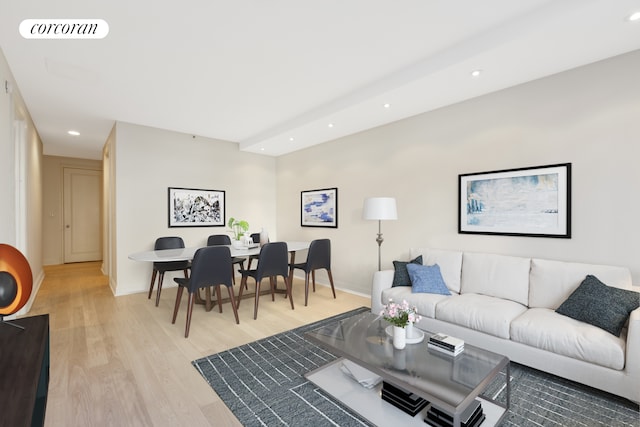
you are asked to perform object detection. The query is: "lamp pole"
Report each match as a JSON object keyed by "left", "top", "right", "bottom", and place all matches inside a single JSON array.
[{"left": 376, "top": 219, "right": 384, "bottom": 271}]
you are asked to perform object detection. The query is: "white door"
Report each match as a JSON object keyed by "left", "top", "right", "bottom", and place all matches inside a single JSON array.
[{"left": 63, "top": 168, "right": 102, "bottom": 263}]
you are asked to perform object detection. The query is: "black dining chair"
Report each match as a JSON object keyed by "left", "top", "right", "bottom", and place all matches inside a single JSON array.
[
  {"left": 246, "top": 233, "right": 263, "bottom": 269},
  {"left": 207, "top": 234, "right": 246, "bottom": 286},
  {"left": 288, "top": 239, "right": 336, "bottom": 306},
  {"left": 148, "top": 236, "right": 190, "bottom": 307},
  {"left": 237, "top": 242, "right": 294, "bottom": 320},
  {"left": 172, "top": 246, "right": 239, "bottom": 337}
]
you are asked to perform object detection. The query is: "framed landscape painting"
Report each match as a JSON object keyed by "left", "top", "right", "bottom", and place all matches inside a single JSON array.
[
  {"left": 301, "top": 187, "right": 338, "bottom": 228},
  {"left": 168, "top": 187, "right": 225, "bottom": 227},
  {"left": 458, "top": 163, "right": 571, "bottom": 238}
]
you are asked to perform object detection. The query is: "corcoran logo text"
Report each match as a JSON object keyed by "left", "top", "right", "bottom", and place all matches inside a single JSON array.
[{"left": 19, "top": 19, "right": 109, "bottom": 39}]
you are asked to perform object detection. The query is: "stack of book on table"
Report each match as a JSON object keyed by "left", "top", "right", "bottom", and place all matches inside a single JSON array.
[
  {"left": 425, "top": 400, "right": 485, "bottom": 427},
  {"left": 427, "top": 333, "right": 464, "bottom": 356},
  {"left": 381, "top": 381, "right": 429, "bottom": 416}
]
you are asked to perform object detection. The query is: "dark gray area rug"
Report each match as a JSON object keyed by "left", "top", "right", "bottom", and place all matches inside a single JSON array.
[{"left": 193, "top": 307, "right": 639, "bottom": 427}]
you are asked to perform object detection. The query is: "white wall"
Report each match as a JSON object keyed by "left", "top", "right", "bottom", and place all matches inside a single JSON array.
[
  {"left": 103, "top": 126, "right": 116, "bottom": 289},
  {"left": 0, "top": 47, "right": 44, "bottom": 314},
  {"left": 0, "top": 51, "right": 17, "bottom": 245},
  {"left": 113, "top": 122, "right": 277, "bottom": 295},
  {"left": 20, "top": 106, "right": 44, "bottom": 300},
  {"left": 276, "top": 50, "right": 640, "bottom": 295}
]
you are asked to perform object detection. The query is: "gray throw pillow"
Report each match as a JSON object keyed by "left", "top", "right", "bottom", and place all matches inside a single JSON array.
[
  {"left": 556, "top": 275, "right": 640, "bottom": 337},
  {"left": 392, "top": 255, "right": 423, "bottom": 287}
]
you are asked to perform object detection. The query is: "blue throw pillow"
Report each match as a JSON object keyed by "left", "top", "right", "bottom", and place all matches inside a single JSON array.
[
  {"left": 407, "top": 263, "right": 451, "bottom": 295},
  {"left": 392, "top": 255, "right": 423, "bottom": 287}
]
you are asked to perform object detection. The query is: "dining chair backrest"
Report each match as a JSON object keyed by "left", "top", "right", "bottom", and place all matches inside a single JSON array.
[
  {"left": 153, "top": 236, "right": 188, "bottom": 270},
  {"left": 208, "top": 233, "right": 245, "bottom": 285},
  {"left": 306, "top": 239, "right": 331, "bottom": 272},
  {"left": 251, "top": 232, "right": 270, "bottom": 245},
  {"left": 255, "top": 242, "right": 288, "bottom": 280},
  {"left": 207, "top": 234, "right": 231, "bottom": 246},
  {"left": 155, "top": 236, "right": 185, "bottom": 250},
  {"left": 188, "top": 246, "right": 233, "bottom": 292}
]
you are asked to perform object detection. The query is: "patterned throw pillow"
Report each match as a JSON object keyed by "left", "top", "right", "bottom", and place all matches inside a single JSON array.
[
  {"left": 556, "top": 275, "right": 640, "bottom": 337},
  {"left": 407, "top": 263, "right": 451, "bottom": 295},
  {"left": 391, "top": 255, "right": 423, "bottom": 287}
]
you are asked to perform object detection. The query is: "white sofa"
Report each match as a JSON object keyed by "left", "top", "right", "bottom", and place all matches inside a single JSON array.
[{"left": 371, "top": 248, "right": 640, "bottom": 403}]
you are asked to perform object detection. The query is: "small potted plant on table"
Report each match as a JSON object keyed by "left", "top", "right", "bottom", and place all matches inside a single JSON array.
[
  {"left": 228, "top": 217, "right": 250, "bottom": 248},
  {"left": 381, "top": 299, "right": 421, "bottom": 350}
]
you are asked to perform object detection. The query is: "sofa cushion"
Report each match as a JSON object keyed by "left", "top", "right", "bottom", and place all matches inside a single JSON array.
[
  {"left": 460, "top": 252, "right": 531, "bottom": 306},
  {"left": 529, "top": 258, "right": 633, "bottom": 309},
  {"left": 511, "top": 308, "right": 626, "bottom": 370},
  {"left": 408, "top": 263, "right": 451, "bottom": 296},
  {"left": 555, "top": 275, "right": 640, "bottom": 337},
  {"left": 410, "top": 248, "right": 462, "bottom": 293},
  {"left": 381, "top": 286, "right": 449, "bottom": 319},
  {"left": 392, "top": 255, "right": 423, "bottom": 287},
  {"left": 435, "top": 293, "right": 527, "bottom": 339}
]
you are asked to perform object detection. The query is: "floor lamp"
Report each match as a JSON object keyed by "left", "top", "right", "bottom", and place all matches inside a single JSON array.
[{"left": 363, "top": 197, "right": 397, "bottom": 271}]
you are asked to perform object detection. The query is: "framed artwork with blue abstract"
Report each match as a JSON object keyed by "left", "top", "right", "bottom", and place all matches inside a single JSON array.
[
  {"left": 459, "top": 163, "right": 571, "bottom": 238},
  {"left": 301, "top": 187, "right": 338, "bottom": 228}
]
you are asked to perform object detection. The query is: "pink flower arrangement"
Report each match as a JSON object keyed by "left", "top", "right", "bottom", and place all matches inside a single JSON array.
[{"left": 380, "top": 299, "right": 421, "bottom": 328}]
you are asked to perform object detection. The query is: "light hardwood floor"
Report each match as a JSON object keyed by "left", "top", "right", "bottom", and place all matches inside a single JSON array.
[{"left": 24, "top": 262, "right": 371, "bottom": 427}]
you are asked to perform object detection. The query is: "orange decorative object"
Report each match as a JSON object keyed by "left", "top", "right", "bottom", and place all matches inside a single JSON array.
[{"left": 0, "top": 244, "right": 33, "bottom": 315}]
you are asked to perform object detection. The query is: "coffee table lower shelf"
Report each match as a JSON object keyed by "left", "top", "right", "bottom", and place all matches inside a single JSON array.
[{"left": 306, "top": 358, "right": 506, "bottom": 427}]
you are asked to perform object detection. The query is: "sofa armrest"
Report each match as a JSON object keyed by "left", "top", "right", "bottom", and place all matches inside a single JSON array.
[
  {"left": 626, "top": 306, "right": 640, "bottom": 376},
  {"left": 371, "top": 270, "right": 394, "bottom": 314}
]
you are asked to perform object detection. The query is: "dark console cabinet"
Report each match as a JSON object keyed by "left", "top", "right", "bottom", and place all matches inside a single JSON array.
[{"left": 0, "top": 314, "right": 50, "bottom": 427}]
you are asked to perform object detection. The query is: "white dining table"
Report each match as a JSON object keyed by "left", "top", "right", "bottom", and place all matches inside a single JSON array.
[
  {"left": 128, "top": 241, "right": 310, "bottom": 311},
  {"left": 128, "top": 241, "right": 310, "bottom": 263}
]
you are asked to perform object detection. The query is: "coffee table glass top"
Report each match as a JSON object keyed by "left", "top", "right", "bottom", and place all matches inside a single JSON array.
[{"left": 305, "top": 311, "right": 508, "bottom": 411}]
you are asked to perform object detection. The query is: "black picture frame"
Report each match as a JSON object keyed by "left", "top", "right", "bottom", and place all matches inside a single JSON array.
[
  {"left": 168, "top": 187, "right": 225, "bottom": 227},
  {"left": 458, "top": 163, "right": 571, "bottom": 238},
  {"left": 301, "top": 187, "right": 338, "bottom": 228}
]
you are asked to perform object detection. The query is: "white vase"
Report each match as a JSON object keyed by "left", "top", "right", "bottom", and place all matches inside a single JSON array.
[
  {"left": 392, "top": 325, "right": 406, "bottom": 350},
  {"left": 406, "top": 321, "right": 414, "bottom": 339},
  {"left": 259, "top": 228, "right": 269, "bottom": 246}
]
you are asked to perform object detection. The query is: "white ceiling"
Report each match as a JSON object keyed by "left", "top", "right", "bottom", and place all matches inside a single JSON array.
[{"left": 1, "top": 0, "right": 639, "bottom": 159}]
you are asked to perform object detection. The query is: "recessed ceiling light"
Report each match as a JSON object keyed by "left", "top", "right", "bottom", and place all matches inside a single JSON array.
[
  {"left": 289, "top": 137, "right": 295, "bottom": 142},
  {"left": 383, "top": 103, "right": 391, "bottom": 109},
  {"left": 328, "top": 123, "right": 334, "bottom": 128},
  {"left": 629, "top": 11, "right": 640, "bottom": 21},
  {"left": 471, "top": 69, "right": 482, "bottom": 77},
  {"left": 68, "top": 130, "right": 80, "bottom": 136}
]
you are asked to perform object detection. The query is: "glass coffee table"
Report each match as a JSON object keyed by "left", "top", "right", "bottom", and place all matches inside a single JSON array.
[{"left": 305, "top": 311, "right": 509, "bottom": 427}]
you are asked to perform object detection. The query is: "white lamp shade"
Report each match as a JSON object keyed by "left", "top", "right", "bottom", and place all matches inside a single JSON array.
[{"left": 363, "top": 197, "right": 398, "bottom": 220}]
